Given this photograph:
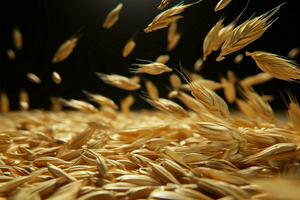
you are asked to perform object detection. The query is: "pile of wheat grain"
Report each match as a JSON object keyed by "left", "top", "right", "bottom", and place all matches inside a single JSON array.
[{"left": 0, "top": 104, "right": 299, "bottom": 200}]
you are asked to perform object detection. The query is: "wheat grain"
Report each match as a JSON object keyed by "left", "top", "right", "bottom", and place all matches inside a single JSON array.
[
  {"left": 122, "top": 38, "right": 136, "bottom": 58},
  {"left": 246, "top": 51, "right": 300, "bottom": 81},
  {"left": 215, "top": 0, "right": 232, "bottom": 12},
  {"left": 221, "top": 77, "right": 236, "bottom": 103},
  {"left": 145, "top": 80, "right": 159, "bottom": 100},
  {"left": 144, "top": 1, "right": 201, "bottom": 33},
  {"left": 0, "top": 92, "right": 10, "bottom": 113},
  {"left": 103, "top": 3, "right": 123, "bottom": 29},
  {"left": 52, "top": 71, "right": 62, "bottom": 84},
  {"left": 240, "top": 72, "right": 273, "bottom": 89},
  {"left": 97, "top": 73, "right": 141, "bottom": 91},
  {"left": 217, "top": 4, "right": 283, "bottom": 61},
  {"left": 288, "top": 48, "right": 300, "bottom": 59},
  {"left": 181, "top": 79, "right": 223, "bottom": 91},
  {"left": 144, "top": 97, "right": 188, "bottom": 117},
  {"left": 234, "top": 53, "right": 244, "bottom": 64},
  {"left": 12, "top": 27, "right": 23, "bottom": 50},
  {"left": 19, "top": 90, "right": 29, "bottom": 111},
  {"left": 78, "top": 191, "right": 115, "bottom": 200},
  {"left": 169, "top": 74, "right": 182, "bottom": 90},
  {"left": 189, "top": 83, "right": 230, "bottom": 118},
  {"left": 149, "top": 190, "right": 195, "bottom": 200},
  {"left": 156, "top": 54, "right": 170, "bottom": 64},
  {"left": 194, "top": 58, "right": 204, "bottom": 72},
  {"left": 60, "top": 99, "right": 98, "bottom": 113},
  {"left": 47, "top": 163, "right": 77, "bottom": 182},
  {"left": 131, "top": 62, "right": 172, "bottom": 75},
  {"left": 47, "top": 181, "right": 82, "bottom": 200},
  {"left": 203, "top": 19, "right": 224, "bottom": 61},
  {"left": 148, "top": 162, "right": 180, "bottom": 184},
  {"left": 167, "top": 22, "right": 181, "bottom": 51},
  {"left": 26, "top": 72, "right": 41, "bottom": 84},
  {"left": 83, "top": 91, "right": 118, "bottom": 110},
  {"left": 288, "top": 96, "right": 300, "bottom": 132},
  {"left": 117, "top": 174, "right": 161, "bottom": 186},
  {"left": 158, "top": 0, "right": 172, "bottom": 10},
  {"left": 52, "top": 36, "right": 79, "bottom": 64},
  {"left": 120, "top": 95, "right": 135, "bottom": 115},
  {"left": 6, "top": 49, "right": 16, "bottom": 61}
]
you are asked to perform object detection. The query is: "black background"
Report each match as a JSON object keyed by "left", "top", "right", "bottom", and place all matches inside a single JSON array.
[{"left": 0, "top": 0, "right": 299, "bottom": 110}]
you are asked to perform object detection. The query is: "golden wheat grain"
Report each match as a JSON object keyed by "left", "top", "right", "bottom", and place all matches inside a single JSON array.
[
  {"left": 246, "top": 51, "right": 300, "bottom": 81},
  {"left": 145, "top": 80, "right": 159, "bottom": 100},
  {"left": 175, "top": 187, "right": 213, "bottom": 200},
  {"left": 67, "top": 123, "right": 101, "bottom": 149},
  {"left": 189, "top": 83, "right": 230, "bottom": 118},
  {"left": 244, "top": 143, "right": 298, "bottom": 163},
  {"left": 288, "top": 47, "right": 300, "bottom": 59},
  {"left": 234, "top": 53, "right": 244, "bottom": 64},
  {"left": 47, "top": 181, "right": 82, "bottom": 200},
  {"left": 168, "top": 33, "right": 181, "bottom": 51},
  {"left": 33, "top": 157, "right": 71, "bottom": 167},
  {"left": 221, "top": 77, "right": 236, "bottom": 103},
  {"left": 49, "top": 96, "right": 62, "bottom": 111},
  {"left": 103, "top": 3, "right": 123, "bottom": 29},
  {"left": 117, "top": 174, "right": 161, "bottom": 186},
  {"left": 19, "top": 90, "right": 29, "bottom": 111},
  {"left": 288, "top": 96, "right": 300, "bottom": 132},
  {"left": 241, "top": 91, "right": 274, "bottom": 122},
  {"left": 0, "top": 92, "right": 10, "bottom": 113},
  {"left": 0, "top": 176, "right": 32, "bottom": 194},
  {"left": 60, "top": 99, "right": 98, "bottom": 113},
  {"left": 26, "top": 72, "right": 41, "bottom": 84},
  {"left": 6, "top": 49, "right": 16, "bottom": 61},
  {"left": 167, "top": 22, "right": 181, "bottom": 51},
  {"left": 131, "top": 62, "right": 172, "bottom": 75},
  {"left": 144, "top": 1, "right": 201, "bottom": 33},
  {"left": 169, "top": 74, "right": 182, "bottom": 90},
  {"left": 12, "top": 27, "right": 23, "bottom": 50},
  {"left": 120, "top": 95, "right": 135, "bottom": 115},
  {"left": 83, "top": 91, "right": 118, "bottom": 110},
  {"left": 181, "top": 78, "right": 223, "bottom": 91},
  {"left": 144, "top": 97, "right": 188, "bottom": 117},
  {"left": 97, "top": 73, "right": 141, "bottom": 91},
  {"left": 52, "top": 71, "right": 62, "bottom": 84},
  {"left": 47, "top": 163, "right": 77, "bottom": 182},
  {"left": 158, "top": 0, "right": 172, "bottom": 10},
  {"left": 226, "top": 70, "right": 237, "bottom": 84},
  {"left": 78, "top": 191, "right": 115, "bottom": 200},
  {"left": 217, "top": 4, "right": 282, "bottom": 61},
  {"left": 126, "top": 186, "right": 155, "bottom": 199},
  {"left": 52, "top": 36, "right": 78, "bottom": 64},
  {"left": 215, "top": 0, "right": 232, "bottom": 12},
  {"left": 202, "top": 19, "right": 224, "bottom": 61},
  {"left": 168, "top": 90, "right": 208, "bottom": 115},
  {"left": 162, "top": 159, "right": 188, "bottom": 177},
  {"left": 122, "top": 38, "right": 136, "bottom": 58},
  {"left": 155, "top": 54, "right": 170, "bottom": 64},
  {"left": 194, "top": 58, "right": 204, "bottom": 72},
  {"left": 149, "top": 190, "right": 195, "bottom": 200},
  {"left": 148, "top": 162, "right": 180, "bottom": 184},
  {"left": 240, "top": 72, "right": 273, "bottom": 89}
]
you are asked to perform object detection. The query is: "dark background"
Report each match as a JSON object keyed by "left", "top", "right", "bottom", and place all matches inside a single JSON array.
[{"left": 0, "top": 0, "right": 299, "bottom": 110}]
